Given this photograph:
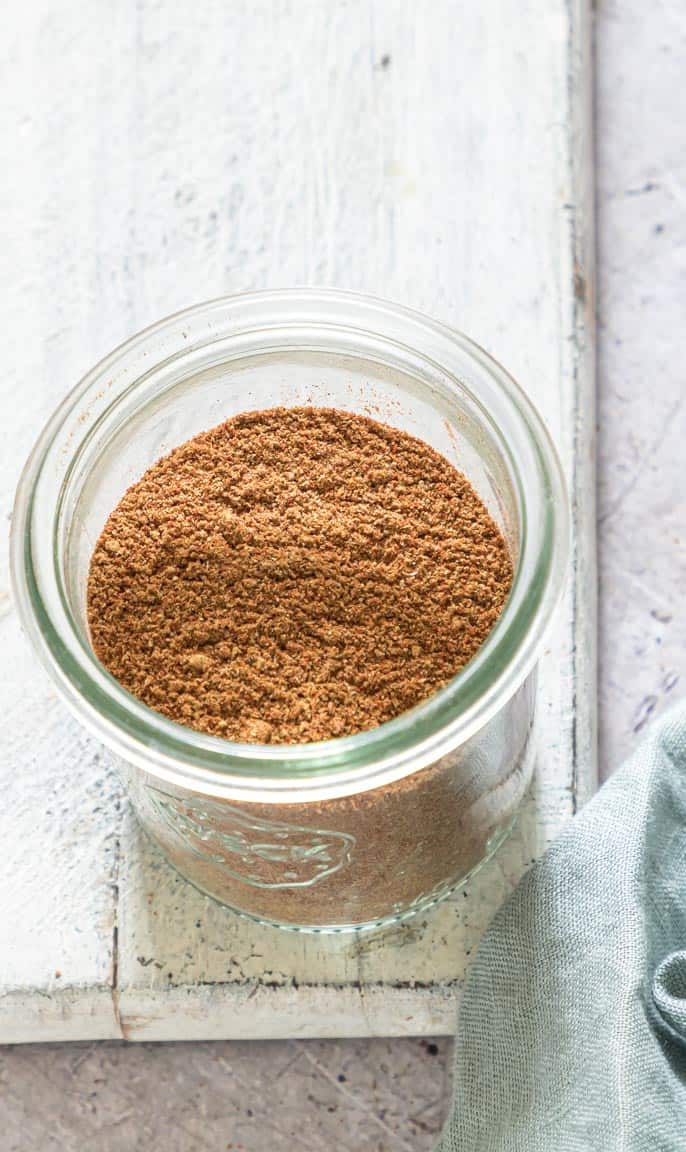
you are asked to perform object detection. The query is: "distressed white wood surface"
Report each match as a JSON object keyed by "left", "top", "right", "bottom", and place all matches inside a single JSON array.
[{"left": 0, "top": 0, "right": 595, "bottom": 1042}]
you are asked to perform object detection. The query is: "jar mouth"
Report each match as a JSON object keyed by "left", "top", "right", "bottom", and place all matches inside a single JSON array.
[{"left": 11, "top": 289, "right": 568, "bottom": 802}]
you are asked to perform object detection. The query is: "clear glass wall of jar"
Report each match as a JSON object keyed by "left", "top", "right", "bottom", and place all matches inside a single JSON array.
[{"left": 11, "top": 290, "right": 568, "bottom": 931}]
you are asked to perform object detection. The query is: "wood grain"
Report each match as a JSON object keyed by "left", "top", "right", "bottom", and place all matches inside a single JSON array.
[{"left": 0, "top": 0, "right": 595, "bottom": 1041}]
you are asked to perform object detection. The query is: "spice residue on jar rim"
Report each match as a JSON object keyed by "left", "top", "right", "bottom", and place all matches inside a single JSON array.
[{"left": 87, "top": 406, "right": 513, "bottom": 743}]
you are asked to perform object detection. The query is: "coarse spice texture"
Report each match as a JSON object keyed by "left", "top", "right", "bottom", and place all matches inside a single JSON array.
[
  {"left": 127, "top": 673, "right": 534, "bottom": 926},
  {"left": 88, "top": 407, "right": 513, "bottom": 743}
]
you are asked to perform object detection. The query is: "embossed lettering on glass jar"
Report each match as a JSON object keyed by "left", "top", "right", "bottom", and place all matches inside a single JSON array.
[{"left": 11, "top": 290, "right": 568, "bottom": 931}]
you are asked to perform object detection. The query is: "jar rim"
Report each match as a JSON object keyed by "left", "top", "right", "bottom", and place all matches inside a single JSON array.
[{"left": 11, "top": 288, "right": 569, "bottom": 802}]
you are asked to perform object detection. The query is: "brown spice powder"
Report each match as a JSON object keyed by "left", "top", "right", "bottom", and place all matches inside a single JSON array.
[{"left": 88, "top": 407, "right": 513, "bottom": 743}]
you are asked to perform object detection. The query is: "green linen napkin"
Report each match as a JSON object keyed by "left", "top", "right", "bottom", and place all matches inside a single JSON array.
[{"left": 436, "top": 702, "right": 686, "bottom": 1151}]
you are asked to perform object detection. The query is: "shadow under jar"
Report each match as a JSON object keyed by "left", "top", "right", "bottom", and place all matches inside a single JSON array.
[{"left": 11, "top": 290, "right": 568, "bottom": 932}]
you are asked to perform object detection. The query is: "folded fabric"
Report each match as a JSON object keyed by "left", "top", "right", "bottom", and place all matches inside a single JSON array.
[{"left": 436, "top": 702, "right": 686, "bottom": 1151}]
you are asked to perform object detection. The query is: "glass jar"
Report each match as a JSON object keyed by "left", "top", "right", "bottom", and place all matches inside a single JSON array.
[{"left": 11, "top": 290, "right": 568, "bottom": 932}]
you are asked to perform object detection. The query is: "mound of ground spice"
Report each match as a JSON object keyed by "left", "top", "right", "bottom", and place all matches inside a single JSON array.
[{"left": 87, "top": 407, "right": 512, "bottom": 744}]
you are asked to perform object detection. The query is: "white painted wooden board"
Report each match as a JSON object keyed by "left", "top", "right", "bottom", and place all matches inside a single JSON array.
[{"left": 0, "top": 0, "right": 595, "bottom": 1041}]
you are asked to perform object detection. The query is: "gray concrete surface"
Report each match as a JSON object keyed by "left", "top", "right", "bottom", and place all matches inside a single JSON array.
[
  {"left": 597, "top": 0, "right": 686, "bottom": 773},
  {"left": 0, "top": 1038, "right": 450, "bottom": 1151},
  {"left": 1, "top": 3, "right": 684, "bottom": 1149}
]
